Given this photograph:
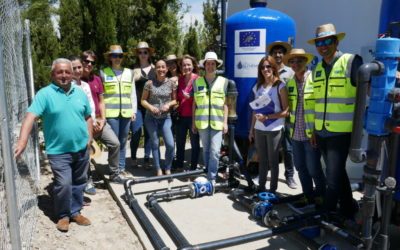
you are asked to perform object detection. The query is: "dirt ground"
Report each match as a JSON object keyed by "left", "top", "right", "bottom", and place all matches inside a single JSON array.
[{"left": 31, "top": 162, "right": 143, "bottom": 250}]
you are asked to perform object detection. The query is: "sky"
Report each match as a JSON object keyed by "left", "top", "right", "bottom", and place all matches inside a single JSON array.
[{"left": 182, "top": 0, "right": 205, "bottom": 26}]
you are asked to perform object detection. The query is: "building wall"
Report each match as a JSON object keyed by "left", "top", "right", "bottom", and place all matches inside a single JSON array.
[{"left": 227, "top": 0, "right": 382, "bottom": 62}]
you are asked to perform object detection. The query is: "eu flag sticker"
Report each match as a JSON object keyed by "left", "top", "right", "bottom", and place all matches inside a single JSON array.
[{"left": 239, "top": 31, "right": 260, "bottom": 47}]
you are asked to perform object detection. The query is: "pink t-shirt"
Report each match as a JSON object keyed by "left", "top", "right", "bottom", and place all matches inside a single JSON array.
[
  {"left": 177, "top": 74, "right": 199, "bottom": 117},
  {"left": 82, "top": 74, "right": 104, "bottom": 117}
]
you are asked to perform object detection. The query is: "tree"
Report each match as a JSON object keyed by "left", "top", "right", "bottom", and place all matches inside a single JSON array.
[
  {"left": 183, "top": 21, "right": 202, "bottom": 60},
  {"left": 22, "top": 0, "right": 60, "bottom": 89},
  {"left": 58, "top": 0, "right": 83, "bottom": 57},
  {"left": 202, "top": 0, "right": 220, "bottom": 56}
]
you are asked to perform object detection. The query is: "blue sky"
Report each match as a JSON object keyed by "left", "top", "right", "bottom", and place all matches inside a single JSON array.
[{"left": 182, "top": 0, "right": 205, "bottom": 26}]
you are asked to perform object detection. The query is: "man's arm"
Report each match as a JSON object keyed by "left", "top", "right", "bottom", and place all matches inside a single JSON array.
[
  {"left": 86, "top": 115, "right": 93, "bottom": 147},
  {"left": 14, "top": 112, "right": 38, "bottom": 158}
]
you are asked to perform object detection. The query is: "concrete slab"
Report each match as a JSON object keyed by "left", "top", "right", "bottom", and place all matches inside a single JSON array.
[{"left": 93, "top": 143, "right": 390, "bottom": 250}]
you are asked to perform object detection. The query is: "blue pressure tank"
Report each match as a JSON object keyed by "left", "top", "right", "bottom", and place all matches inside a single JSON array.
[{"left": 226, "top": 0, "right": 296, "bottom": 138}]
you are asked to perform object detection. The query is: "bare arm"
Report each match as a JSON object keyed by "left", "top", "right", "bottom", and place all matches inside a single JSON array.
[
  {"left": 223, "top": 99, "right": 228, "bottom": 134},
  {"left": 161, "top": 87, "right": 177, "bottom": 112},
  {"left": 14, "top": 112, "right": 38, "bottom": 158},
  {"left": 249, "top": 111, "right": 256, "bottom": 142},
  {"left": 141, "top": 89, "right": 160, "bottom": 115},
  {"left": 255, "top": 86, "right": 289, "bottom": 122},
  {"left": 130, "top": 75, "right": 137, "bottom": 121},
  {"left": 191, "top": 100, "right": 198, "bottom": 134},
  {"left": 86, "top": 115, "right": 93, "bottom": 147}
]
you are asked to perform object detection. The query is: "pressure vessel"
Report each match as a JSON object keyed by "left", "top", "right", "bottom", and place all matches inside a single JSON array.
[{"left": 226, "top": 0, "right": 296, "bottom": 138}]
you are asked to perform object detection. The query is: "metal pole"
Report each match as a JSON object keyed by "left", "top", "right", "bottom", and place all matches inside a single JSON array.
[
  {"left": 220, "top": 0, "right": 227, "bottom": 74},
  {"left": 24, "top": 19, "right": 40, "bottom": 181},
  {"left": 0, "top": 36, "right": 22, "bottom": 250}
]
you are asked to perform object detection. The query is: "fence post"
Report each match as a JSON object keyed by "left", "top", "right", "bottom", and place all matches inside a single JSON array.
[
  {"left": 0, "top": 35, "right": 22, "bottom": 250},
  {"left": 24, "top": 19, "right": 40, "bottom": 181}
]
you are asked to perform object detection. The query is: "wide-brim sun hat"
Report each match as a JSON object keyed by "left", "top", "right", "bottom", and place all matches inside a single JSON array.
[
  {"left": 199, "top": 51, "right": 223, "bottom": 68},
  {"left": 165, "top": 54, "right": 178, "bottom": 62},
  {"left": 283, "top": 48, "right": 315, "bottom": 66},
  {"left": 267, "top": 41, "right": 292, "bottom": 55},
  {"left": 132, "top": 41, "right": 155, "bottom": 56},
  {"left": 307, "top": 23, "right": 346, "bottom": 45},
  {"left": 103, "top": 45, "right": 127, "bottom": 57}
]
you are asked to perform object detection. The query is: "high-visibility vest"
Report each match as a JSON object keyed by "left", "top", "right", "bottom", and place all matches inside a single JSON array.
[
  {"left": 103, "top": 67, "right": 133, "bottom": 118},
  {"left": 311, "top": 54, "right": 356, "bottom": 132},
  {"left": 287, "top": 72, "right": 315, "bottom": 138},
  {"left": 193, "top": 76, "right": 227, "bottom": 130}
]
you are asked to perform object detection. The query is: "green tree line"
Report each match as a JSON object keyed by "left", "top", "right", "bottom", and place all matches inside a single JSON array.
[{"left": 21, "top": 0, "right": 220, "bottom": 89}]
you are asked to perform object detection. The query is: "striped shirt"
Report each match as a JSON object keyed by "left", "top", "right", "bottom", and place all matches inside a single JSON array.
[{"left": 292, "top": 71, "right": 311, "bottom": 141}]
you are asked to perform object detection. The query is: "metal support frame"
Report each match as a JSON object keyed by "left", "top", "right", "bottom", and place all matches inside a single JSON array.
[
  {"left": 24, "top": 19, "right": 40, "bottom": 181},
  {"left": 0, "top": 36, "right": 22, "bottom": 250}
]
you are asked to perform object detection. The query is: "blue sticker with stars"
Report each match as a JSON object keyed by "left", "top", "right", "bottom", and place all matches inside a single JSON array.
[
  {"left": 288, "top": 87, "right": 294, "bottom": 92},
  {"left": 316, "top": 71, "right": 322, "bottom": 78},
  {"left": 239, "top": 31, "right": 260, "bottom": 47},
  {"left": 198, "top": 86, "right": 204, "bottom": 91}
]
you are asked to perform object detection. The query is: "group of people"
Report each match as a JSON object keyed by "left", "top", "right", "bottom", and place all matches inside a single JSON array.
[
  {"left": 250, "top": 23, "right": 362, "bottom": 220},
  {"left": 14, "top": 22, "right": 361, "bottom": 232}
]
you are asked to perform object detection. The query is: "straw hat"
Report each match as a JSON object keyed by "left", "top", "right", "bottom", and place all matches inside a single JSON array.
[
  {"left": 132, "top": 41, "right": 155, "bottom": 56},
  {"left": 90, "top": 140, "right": 102, "bottom": 159},
  {"left": 165, "top": 54, "right": 178, "bottom": 62},
  {"left": 267, "top": 41, "right": 292, "bottom": 55},
  {"left": 283, "top": 48, "right": 315, "bottom": 66},
  {"left": 103, "top": 45, "right": 126, "bottom": 57},
  {"left": 307, "top": 23, "right": 346, "bottom": 45},
  {"left": 199, "top": 51, "right": 223, "bottom": 68}
]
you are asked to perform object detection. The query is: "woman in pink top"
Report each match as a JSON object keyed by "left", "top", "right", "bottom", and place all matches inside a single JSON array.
[{"left": 175, "top": 55, "right": 201, "bottom": 171}]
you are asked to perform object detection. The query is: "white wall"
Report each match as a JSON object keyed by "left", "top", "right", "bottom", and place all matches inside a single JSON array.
[{"left": 228, "top": 0, "right": 382, "bottom": 62}]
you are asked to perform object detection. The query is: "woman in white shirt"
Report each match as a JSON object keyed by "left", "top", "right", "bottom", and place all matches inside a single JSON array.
[{"left": 249, "top": 56, "right": 289, "bottom": 193}]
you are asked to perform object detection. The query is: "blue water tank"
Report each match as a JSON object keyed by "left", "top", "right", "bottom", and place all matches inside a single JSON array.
[
  {"left": 379, "top": 0, "right": 400, "bottom": 35},
  {"left": 226, "top": 0, "right": 296, "bottom": 138}
]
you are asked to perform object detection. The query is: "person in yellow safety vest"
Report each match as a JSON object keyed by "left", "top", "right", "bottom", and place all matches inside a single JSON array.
[
  {"left": 192, "top": 52, "right": 229, "bottom": 182},
  {"left": 308, "top": 24, "right": 363, "bottom": 220},
  {"left": 284, "top": 48, "right": 326, "bottom": 208},
  {"left": 101, "top": 45, "right": 137, "bottom": 177}
]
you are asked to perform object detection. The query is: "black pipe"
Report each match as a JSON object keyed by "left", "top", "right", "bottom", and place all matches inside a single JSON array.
[
  {"left": 124, "top": 180, "right": 170, "bottom": 250},
  {"left": 377, "top": 132, "right": 398, "bottom": 250},
  {"left": 320, "top": 220, "right": 364, "bottom": 248},
  {"left": 178, "top": 217, "right": 319, "bottom": 250},
  {"left": 147, "top": 187, "right": 192, "bottom": 202},
  {"left": 149, "top": 199, "right": 191, "bottom": 248},
  {"left": 350, "top": 61, "right": 385, "bottom": 163},
  {"left": 286, "top": 231, "right": 323, "bottom": 250},
  {"left": 129, "top": 169, "right": 204, "bottom": 185}
]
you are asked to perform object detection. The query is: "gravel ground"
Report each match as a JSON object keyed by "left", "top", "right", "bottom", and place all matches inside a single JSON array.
[{"left": 31, "top": 162, "right": 143, "bottom": 250}]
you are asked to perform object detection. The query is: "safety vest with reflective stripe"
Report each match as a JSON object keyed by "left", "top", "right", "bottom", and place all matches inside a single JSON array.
[
  {"left": 311, "top": 53, "right": 356, "bottom": 132},
  {"left": 193, "top": 76, "right": 227, "bottom": 130},
  {"left": 287, "top": 73, "right": 315, "bottom": 138},
  {"left": 103, "top": 67, "right": 133, "bottom": 118}
]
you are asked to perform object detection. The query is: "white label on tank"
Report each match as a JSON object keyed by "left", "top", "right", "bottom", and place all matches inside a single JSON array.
[
  {"left": 234, "top": 54, "right": 264, "bottom": 78},
  {"left": 235, "top": 29, "right": 266, "bottom": 54}
]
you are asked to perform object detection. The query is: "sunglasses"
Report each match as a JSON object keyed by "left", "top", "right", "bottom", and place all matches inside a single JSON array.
[
  {"left": 261, "top": 65, "right": 272, "bottom": 70},
  {"left": 83, "top": 59, "right": 95, "bottom": 65},
  {"left": 111, "top": 54, "right": 124, "bottom": 59},
  {"left": 138, "top": 50, "right": 148, "bottom": 55},
  {"left": 315, "top": 37, "right": 334, "bottom": 47},
  {"left": 288, "top": 58, "right": 306, "bottom": 64}
]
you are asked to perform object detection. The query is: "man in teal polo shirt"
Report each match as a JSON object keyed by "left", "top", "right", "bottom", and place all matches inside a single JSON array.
[{"left": 15, "top": 58, "right": 93, "bottom": 232}]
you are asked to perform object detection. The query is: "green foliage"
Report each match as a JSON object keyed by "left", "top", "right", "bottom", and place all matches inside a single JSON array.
[
  {"left": 202, "top": 0, "right": 220, "bottom": 56},
  {"left": 183, "top": 22, "right": 202, "bottom": 61},
  {"left": 22, "top": 0, "right": 60, "bottom": 90},
  {"left": 58, "top": 0, "right": 83, "bottom": 57}
]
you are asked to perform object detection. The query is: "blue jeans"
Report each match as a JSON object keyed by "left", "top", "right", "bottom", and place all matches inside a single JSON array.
[
  {"left": 47, "top": 147, "right": 89, "bottom": 219},
  {"left": 198, "top": 127, "right": 223, "bottom": 181},
  {"left": 145, "top": 115, "right": 174, "bottom": 170},
  {"left": 282, "top": 125, "right": 295, "bottom": 179},
  {"left": 130, "top": 110, "right": 151, "bottom": 161},
  {"left": 107, "top": 117, "right": 131, "bottom": 171},
  {"left": 176, "top": 116, "right": 200, "bottom": 170},
  {"left": 292, "top": 139, "right": 326, "bottom": 199}
]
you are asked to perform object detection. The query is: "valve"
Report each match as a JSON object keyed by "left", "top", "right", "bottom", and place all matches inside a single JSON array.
[
  {"left": 189, "top": 177, "right": 214, "bottom": 198},
  {"left": 263, "top": 209, "right": 280, "bottom": 227},
  {"left": 251, "top": 201, "right": 273, "bottom": 220}
]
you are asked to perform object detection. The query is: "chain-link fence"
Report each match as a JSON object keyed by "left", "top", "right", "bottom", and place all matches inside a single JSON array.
[{"left": 0, "top": 0, "right": 40, "bottom": 249}]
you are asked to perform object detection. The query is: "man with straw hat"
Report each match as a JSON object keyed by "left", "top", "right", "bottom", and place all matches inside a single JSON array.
[
  {"left": 283, "top": 48, "right": 326, "bottom": 209},
  {"left": 267, "top": 41, "right": 298, "bottom": 190},
  {"left": 308, "top": 23, "right": 363, "bottom": 220}
]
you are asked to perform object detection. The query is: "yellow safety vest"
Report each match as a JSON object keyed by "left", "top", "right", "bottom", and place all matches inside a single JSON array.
[
  {"left": 103, "top": 67, "right": 133, "bottom": 118},
  {"left": 287, "top": 73, "right": 315, "bottom": 138},
  {"left": 194, "top": 76, "right": 227, "bottom": 130},
  {"left": 311, "top": 54, "right": 356, "bottom": 132}
]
